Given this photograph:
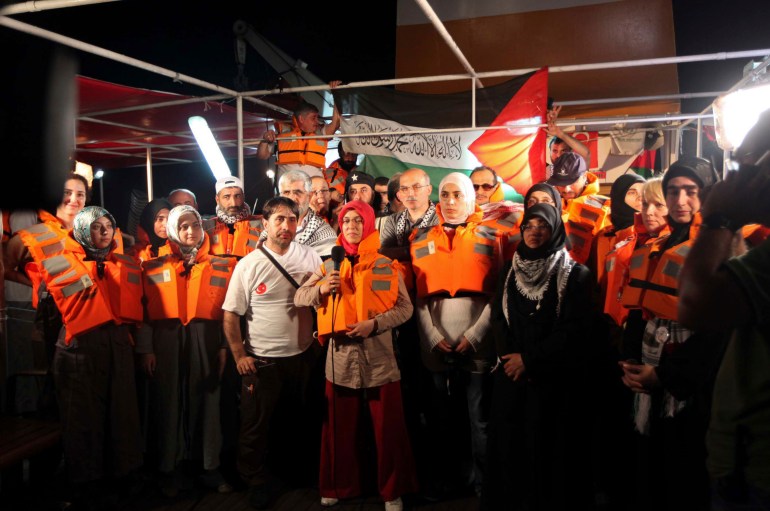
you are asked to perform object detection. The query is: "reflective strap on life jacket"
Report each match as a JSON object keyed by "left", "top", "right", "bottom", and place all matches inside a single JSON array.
[
  {"left": 411, "top": 225, "right": 499, "bottom": 298},
  {"left": 143, "top": 257, "right": 183, "bottom": 322},
  {"left": 566, "top": 221, "right": 594, "bottom": 264},
  {"left": 40, "top": 252, "right": 116, "bottom": 344},
  {"left": 637, "top": 240, "right": 690, "bottom": 320},
  {"left": 187, "top": 256, "right": 235, "bottom": 323},
  {"left": 316, "top": 253, "right": 399, "bottom": 343},
  {"left": 20, "top": 223, "right": 69, "bottom": 261}
]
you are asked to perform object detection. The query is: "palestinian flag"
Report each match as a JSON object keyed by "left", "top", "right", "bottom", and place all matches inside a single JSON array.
[
  {"left": 332, "top": 68, "right": 548, "bottom": 198},
  {"left": 627, "top": 149, "right": 658, "bottom": 179}
]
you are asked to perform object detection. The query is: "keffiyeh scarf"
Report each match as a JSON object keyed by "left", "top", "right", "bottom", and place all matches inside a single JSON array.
[
  {"left": 296, "top": 209, "right": 325, "bottom": 245},
  {"left": 503, "top": 248, "right": 575, "bottom": 323},
  {"left": 395, "top": 202, "right": 436, "bottom": 245},
  {"left": 215, "top": 203, "right": 252, "bottom": 226}
]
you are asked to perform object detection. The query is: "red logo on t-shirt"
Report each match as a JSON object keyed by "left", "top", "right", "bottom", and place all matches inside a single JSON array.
[{"left": 255, "top": 282, "right": 267, "bottom": 295}]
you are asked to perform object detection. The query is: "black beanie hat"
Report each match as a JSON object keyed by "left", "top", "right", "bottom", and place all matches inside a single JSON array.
[{"left": 662, "top": 156, "right": 720, "bottom": 193}]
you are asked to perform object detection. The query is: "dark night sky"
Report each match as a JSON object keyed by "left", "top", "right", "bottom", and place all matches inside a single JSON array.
[{"left": 3, "top": 0, "right": 770, "bottom": 225}]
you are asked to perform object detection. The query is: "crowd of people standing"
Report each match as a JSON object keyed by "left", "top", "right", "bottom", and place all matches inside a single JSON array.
[{"left": 3, "top": 101, "right": 770, "bottom": 511}]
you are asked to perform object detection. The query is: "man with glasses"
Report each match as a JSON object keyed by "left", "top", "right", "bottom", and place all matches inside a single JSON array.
[
  {"left": 308, "top": 175, "right": 339, "bottom": 232},
  {"left": 278, "top": 169, "right": 337, "bottom": 259},
  {"left": 469, "top": 166, "right": 503, "bottom": 206},
  {"left": 380, "top": 168, "right": 437, "bottom": 253},
  {"left": 470, "top": 166, "right": 524, "bottom": 260}
]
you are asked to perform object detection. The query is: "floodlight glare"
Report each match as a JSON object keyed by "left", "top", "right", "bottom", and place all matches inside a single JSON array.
[
  {"left": 188, "top": 116, "right": 232, "bottom": 181},
  {"left": 713, "top": 83, "right": 770, "bottom": 151}
]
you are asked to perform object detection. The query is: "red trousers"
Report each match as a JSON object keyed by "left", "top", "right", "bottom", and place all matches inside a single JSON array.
[{"left": 319, "top": 380, "right": 418, "bottom": 502}]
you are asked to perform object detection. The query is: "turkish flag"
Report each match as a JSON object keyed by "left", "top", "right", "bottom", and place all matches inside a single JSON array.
[{"left": 468, "top": 67, "right": 548, "bottom": 195}]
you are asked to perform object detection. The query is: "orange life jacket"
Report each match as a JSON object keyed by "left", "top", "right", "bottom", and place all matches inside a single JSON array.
[
  {"left": 17, "top": 214, "right": 79, "bottom": 266},
  {"left": 594, "top": 223, "right": 635, "bottom": 299},
  {"left": 132, "top": 241, "right": 172, "bottom": 263},
  {"left": 324, "top": 161, "right": 349, "bottom": 195},
  {"left": 563, "top": 194, "right": 611, "bottom": 265},
  {"left": 315, "top": 232, "right": 400, "bottom": 345},
  {"left": 603, "top": 235, "right": 638, "bottom": 326},
  {"left": 20, "top": 217, "right": 125, "bottom": 309},
  {"left": 143, "top": 237, "right": 236, "bottom": 324},
  {"left": 33, "top": 244, "right": 143, "bottom": 344},
  {"left": 742, "top": 223, "right": 770, "bottom": 247},
  {"left": 479, "top": 208, "right": 523, "bottom": 261},
  {"left": 410, "top": 212, "right": 502, "bottom": 299},
  {"left": 204, "top": 217, "right": 264, "bottom": 258},
  {"left": 276, "top": 125, "right": 328, "bottom": 168},
  {"left": 621, "top": 215, "right": 701, "bottom": 320}
]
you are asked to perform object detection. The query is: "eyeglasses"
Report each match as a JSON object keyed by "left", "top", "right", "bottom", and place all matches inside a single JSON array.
[
  {"left": 522, "top": 224, "right": 550, "bottom": 232},
  {"left": 281, "top": 189, "right": 307, "bottom": 198},
  {"left": 342, "top": 217, "right": 364, "bottom": 225},
  {"left": 472, "top": 183, "right": 497, "bottom": 191},
  {"left": 398, "top": 184, "right": 430, "bottom": 194},
  {"left": 311, "top": 189, "right": 330, "bottom": 196}
]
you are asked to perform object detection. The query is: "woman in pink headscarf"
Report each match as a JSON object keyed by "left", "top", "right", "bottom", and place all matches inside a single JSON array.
[{"left": 295, "top": 200, "right": 417, "bottom": 511}]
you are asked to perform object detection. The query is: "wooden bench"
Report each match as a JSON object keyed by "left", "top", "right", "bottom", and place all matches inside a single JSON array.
[{"left": 0, "top": 416, "right": 61, "bottom": 472}]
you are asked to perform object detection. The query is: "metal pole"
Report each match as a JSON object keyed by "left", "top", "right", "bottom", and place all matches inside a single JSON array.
[
  {"left": 146, "top": 147, "right": 153, "bottom": 201},
  {"left": 99, "top": 177, "right": 105, "bottom": 207},
  {"left": 0, "top": 0, "right": 119, "bottom": 15}
]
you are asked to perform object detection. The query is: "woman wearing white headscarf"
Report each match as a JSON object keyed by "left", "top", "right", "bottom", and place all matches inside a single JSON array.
[
  {"left": 140, "top": 205, "right": 235, "bottom": 496},
  {"left": 409, "top": 172, "right": 501, "bottom": 498},
  {"left": 49, "top": 206, "right": 144, "bottom": 506}
]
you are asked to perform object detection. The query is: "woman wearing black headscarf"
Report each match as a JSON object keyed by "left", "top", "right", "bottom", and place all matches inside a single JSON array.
[
  {"left": 132, "top": 198, "right": 172, "bottom": 261},
  {"left": 610, "top": 174, "right": 646, "bottom": 231},
  {"left": 481, "top": 203, "right": 594, "bottom": 511},
  {"left": 523, "top": 182, "right": 563, "bottom": 216}
]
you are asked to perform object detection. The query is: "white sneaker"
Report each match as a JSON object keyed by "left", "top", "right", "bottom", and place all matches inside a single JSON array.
[
  {"left": 321, "top": 497, "right": 339, "bottom": 506},
  {"left": 384, "top": 497, "right": 403, "bottom": 511}
]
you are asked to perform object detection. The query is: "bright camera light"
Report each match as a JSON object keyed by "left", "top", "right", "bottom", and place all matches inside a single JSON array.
[
  {"left": 713, "top": 83, "right": 770, "bottom": 151},
  {"left": 266, "top": 169, "right": 275, "bottom": 180}
]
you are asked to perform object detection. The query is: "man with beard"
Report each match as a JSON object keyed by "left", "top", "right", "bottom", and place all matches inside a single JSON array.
[
  {"left": 204, "top": 176, "right": 264, "bottom": 259},
  {"left": 324, "top": 143, "right": 359, "bottom": 205},
  {"left": 278, "top": 169, "right": 337, "bottom": 259}
]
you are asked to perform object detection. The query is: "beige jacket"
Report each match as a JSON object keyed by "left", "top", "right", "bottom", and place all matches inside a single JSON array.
[{"left": 294, "top": 268, "right": 413, "bottom": 389}]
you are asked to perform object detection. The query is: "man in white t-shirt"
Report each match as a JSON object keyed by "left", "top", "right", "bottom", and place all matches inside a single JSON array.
[{"left": 222, "top": 196, "right": 323, "bottom": 509}]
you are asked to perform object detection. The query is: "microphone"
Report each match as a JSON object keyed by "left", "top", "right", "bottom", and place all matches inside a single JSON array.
[{"left": 330, "top": 246, "right": 345, "bottom": 296}]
